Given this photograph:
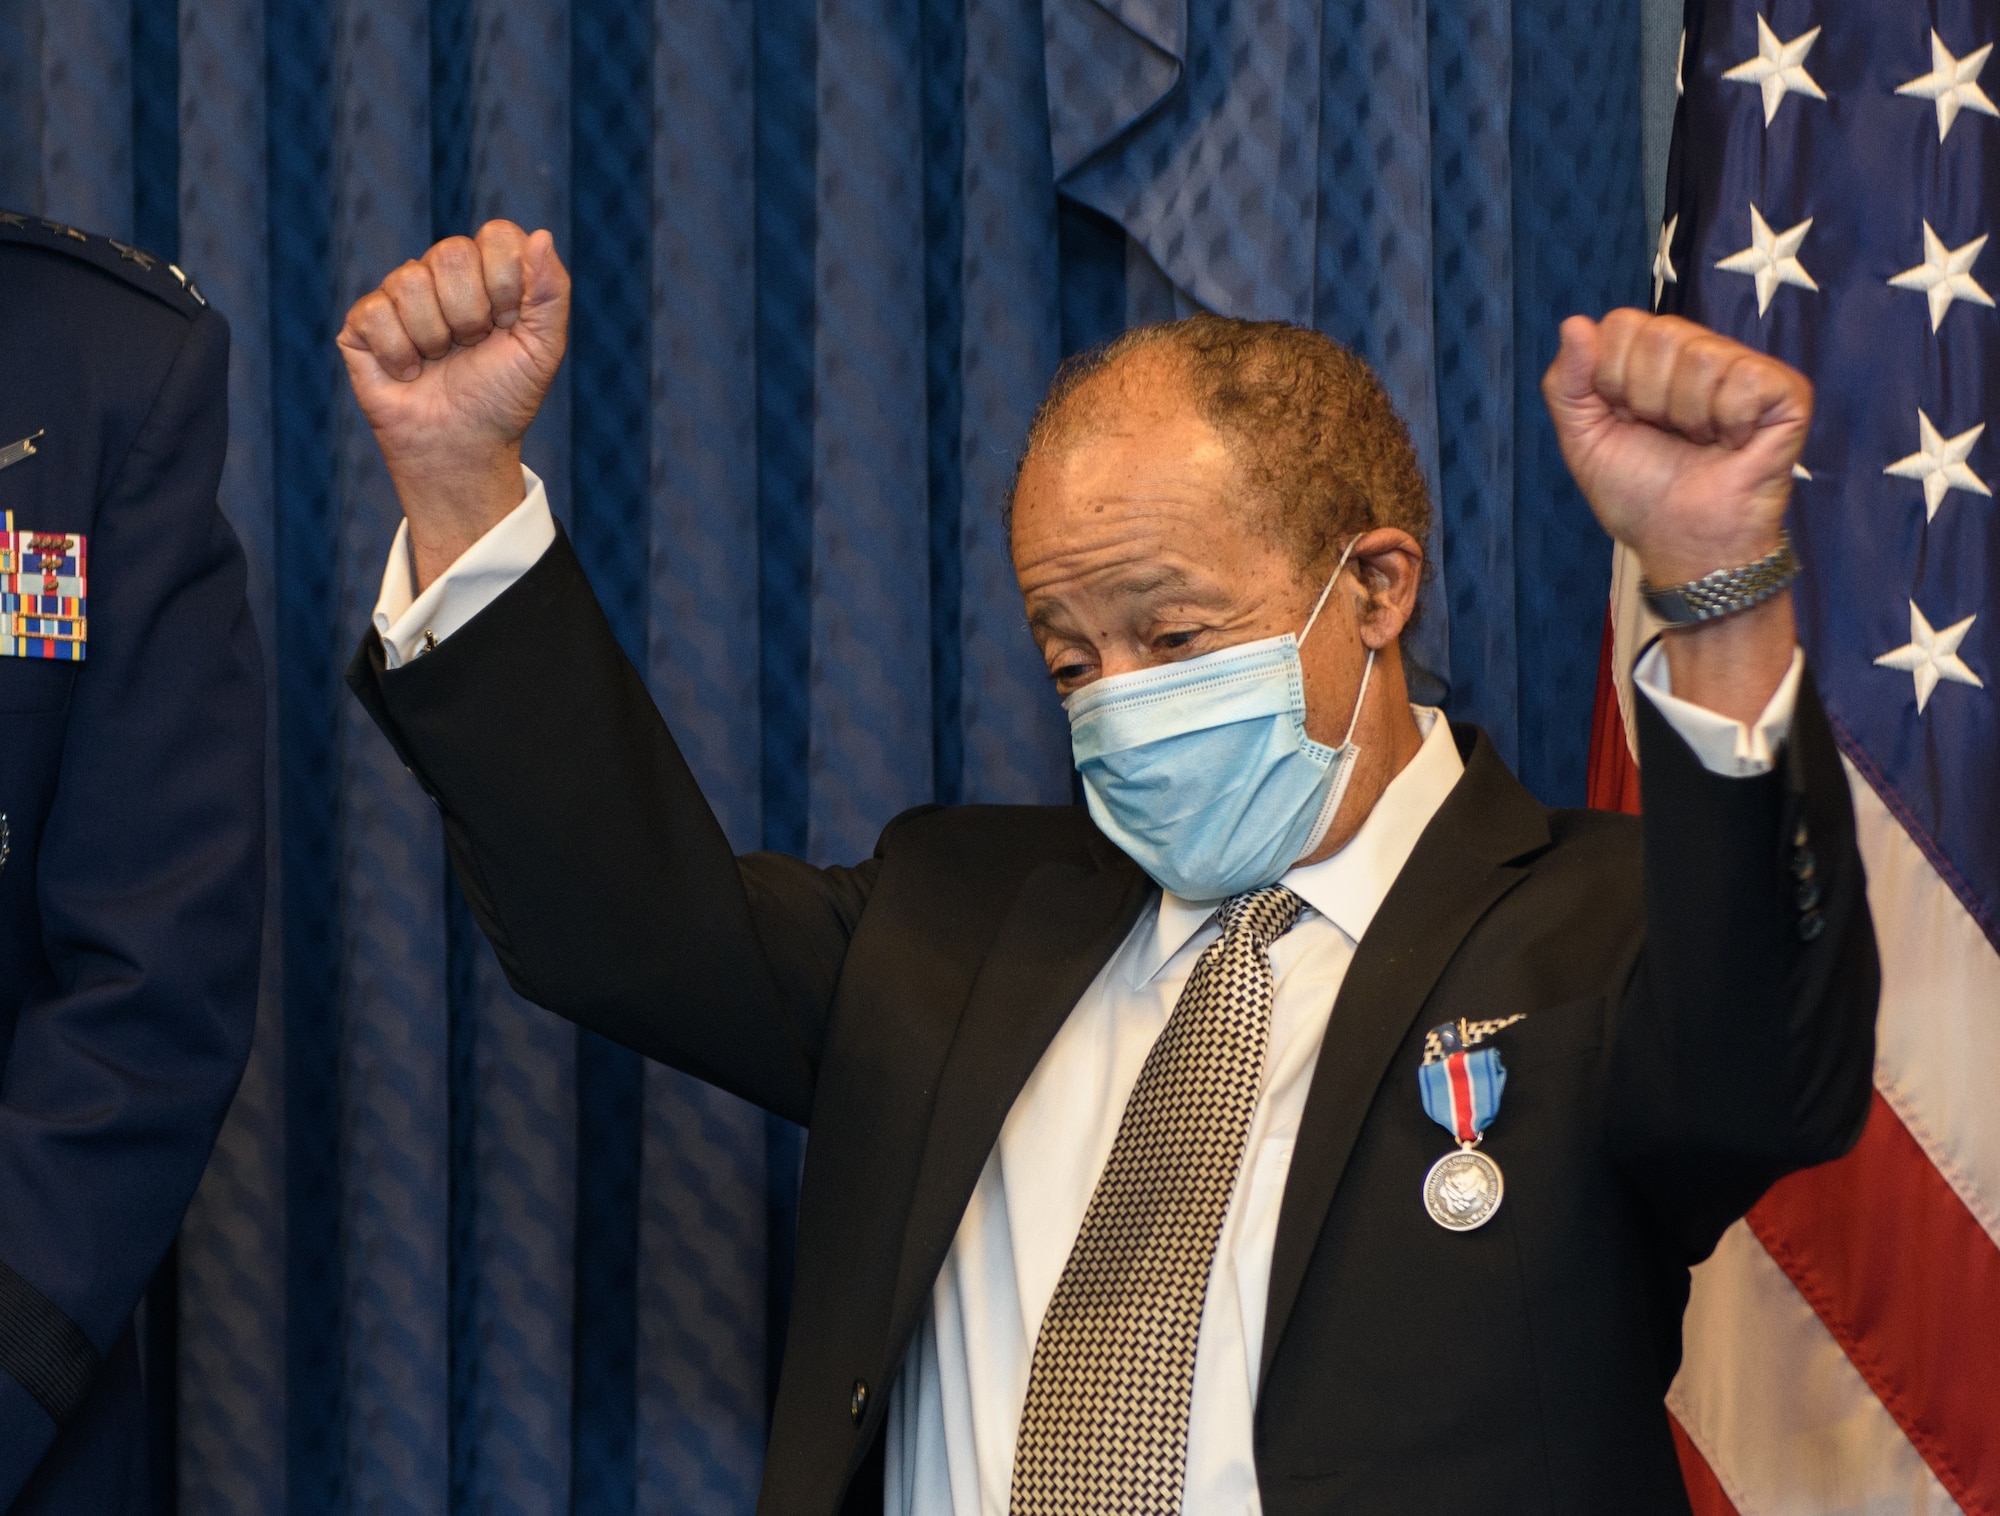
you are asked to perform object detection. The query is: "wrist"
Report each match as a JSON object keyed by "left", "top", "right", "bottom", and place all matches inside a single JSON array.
[
  {"left": 389, "top": 444, "right": 526, "bottom": 592},
  {"left": 1634, "top": 524, "right": 1786, "bottom": 589},
  {"left": 1658, "top": 590, "right": 1797, "bottom": 727}
]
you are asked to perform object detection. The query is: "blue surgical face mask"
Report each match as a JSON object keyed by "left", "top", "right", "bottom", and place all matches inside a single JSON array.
[{"left": 1064, "top": 540, "right": 1375, "bottom": 902}]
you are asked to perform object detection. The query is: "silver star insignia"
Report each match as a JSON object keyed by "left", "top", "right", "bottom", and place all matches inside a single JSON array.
[{"left": 109, "top": 239, "right": 157, "bottom": 271}]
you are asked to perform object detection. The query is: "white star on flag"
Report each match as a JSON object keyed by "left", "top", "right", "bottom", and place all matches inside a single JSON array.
[
  {"left": 1716, "top": 206, "right": 1818, "bottom": 315},
  {"left": 1896, "top": 31, "right": 1999, "bottom": 142},
  {"left": 1722, "top": 15, "right": 1828, "bottom": 126},
  {"left": 1654, "top": 215, "right": 1679, "bottom": 309},
  {"left": 1874, "top": 602, "right": 1984, "bottom": 713},
  {"left": 1888, "top": 222, "right": 1995, "bottom": 331},
  {"left": 1884, "top": 411, "right": 1991, "bottom": 520}
]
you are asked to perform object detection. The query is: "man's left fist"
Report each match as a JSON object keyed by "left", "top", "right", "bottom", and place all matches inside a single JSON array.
[{"left": 1543, "top": 310, "right": 1812, "bottom": 586}]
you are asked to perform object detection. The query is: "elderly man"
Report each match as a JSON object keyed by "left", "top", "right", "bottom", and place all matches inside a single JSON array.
[{"left": 340, "top": 222, "right": 1874, "bottom": 1516}]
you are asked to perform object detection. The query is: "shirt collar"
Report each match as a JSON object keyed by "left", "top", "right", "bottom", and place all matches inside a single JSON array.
[{"left": 1129, "top": 706, "right": 1465, "bottom": 988}]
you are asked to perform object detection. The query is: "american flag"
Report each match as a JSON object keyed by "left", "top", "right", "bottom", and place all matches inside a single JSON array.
[{"left": 1587, "top": 1, "right": 2000, "bottom": 1509}]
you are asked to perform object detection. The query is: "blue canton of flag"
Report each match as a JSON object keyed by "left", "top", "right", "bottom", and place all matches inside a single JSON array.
[{"left": 1657, "top": 0, "right": 1996, "bottom": 942}]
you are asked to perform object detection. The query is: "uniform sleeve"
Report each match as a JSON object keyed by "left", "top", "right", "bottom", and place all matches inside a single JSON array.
[{"left": 0, "top": 309, "right": 264, "bottom": 1501}]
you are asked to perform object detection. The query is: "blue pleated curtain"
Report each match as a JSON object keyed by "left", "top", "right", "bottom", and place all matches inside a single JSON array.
[{"left": 0, "top": 0, "right": 1643, "bottom": 1509}]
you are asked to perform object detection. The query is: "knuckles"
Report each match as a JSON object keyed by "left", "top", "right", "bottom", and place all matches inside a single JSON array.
[{"left": 425, "top": 234, "right": 481, "bottom": 269}]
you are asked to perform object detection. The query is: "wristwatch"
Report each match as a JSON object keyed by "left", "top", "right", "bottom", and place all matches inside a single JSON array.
[{"left": 1639, "top": 531, "right": 1800, "bottom": 626}]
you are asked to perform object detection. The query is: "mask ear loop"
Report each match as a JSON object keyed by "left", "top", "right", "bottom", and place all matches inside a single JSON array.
[
  {"left": 1298, "top": 532, "right": 1376, "bottom": 744},
  {"left": 1340, "top": 646, "right": 1376, "bottom": 749},
  {"left": 1297, "top": 607, "right": 1379, "bottom": 862},
  {"left": 1298, "top": 534, "right": 1363, "bottom": 649}
]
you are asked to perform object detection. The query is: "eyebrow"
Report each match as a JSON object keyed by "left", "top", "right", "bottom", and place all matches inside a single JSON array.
[
  {"left": 1024, "top": 565, "right": 1220, "bottom": 634},
  {"left": 1111, "top": 566, "right": 1196, "bottom": 600}
]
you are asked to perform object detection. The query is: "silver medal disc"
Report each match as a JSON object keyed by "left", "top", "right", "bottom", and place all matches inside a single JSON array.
[{"left": 1422, "top": 1146, "right": 1504, "bottom": 1231}]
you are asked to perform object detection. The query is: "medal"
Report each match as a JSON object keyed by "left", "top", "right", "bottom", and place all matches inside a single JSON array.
[
  {"left": 1423, "top": 1146, "right": 1504, "bottom": 1231},
  {"left": 1417, "top": 1018, "right": 1515, "bottom": 1231}
]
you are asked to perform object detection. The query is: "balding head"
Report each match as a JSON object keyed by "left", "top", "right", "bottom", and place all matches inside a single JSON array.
[
  {"left": 1007, "top": 314, "right": 1432, "bottom": 865},
  {"left": 1014, "top": 315, "right": 1431, "bottom": 586}
]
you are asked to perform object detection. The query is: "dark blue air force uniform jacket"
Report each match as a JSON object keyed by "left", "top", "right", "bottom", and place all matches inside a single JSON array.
[{"left": 0, "top": 214, "right": 263, "bottom": 1512}]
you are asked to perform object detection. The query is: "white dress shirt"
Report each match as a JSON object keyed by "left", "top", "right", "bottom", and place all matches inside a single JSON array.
[
  {"left": 372, "top": 474, "right": 1806, "bottom": 1516},
  {"left": 885, "top": 706, "right": 1465, "bottom": 1516},
  {"left": 372, "top": 468, "right": 556, "bottom": 665}
]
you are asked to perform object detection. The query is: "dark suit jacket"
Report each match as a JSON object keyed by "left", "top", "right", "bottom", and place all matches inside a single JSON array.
[
  {"left": 350, "top": 529, "right": 1876, "bottom": 1516},
  {"left": 0, "top": 217, "right": 263, "bottom": 1513}
]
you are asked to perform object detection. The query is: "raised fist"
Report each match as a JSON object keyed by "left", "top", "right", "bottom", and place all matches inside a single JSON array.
[
  {"left": 1542, "top": 310, "right": 1812, "bottom": 588},
  {"left": 338, "top": 219, "right": 570, "bottom": 587}
]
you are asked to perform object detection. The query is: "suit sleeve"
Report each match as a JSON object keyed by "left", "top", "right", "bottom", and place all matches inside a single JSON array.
[
  {"left": 0, "top": 310, "right": 264, "bottom": 1500},
  {"left": 347, "top": 529, "right": 873, "bottom": 1125},
  {"left": 1605, "top": 667, "right": 1880, "bottom": 1262}
]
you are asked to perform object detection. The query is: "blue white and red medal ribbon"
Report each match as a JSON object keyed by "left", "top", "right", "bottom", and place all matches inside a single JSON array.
[{"left": 1419, "top": 1046, "right": 1506, "bottom": 1145}]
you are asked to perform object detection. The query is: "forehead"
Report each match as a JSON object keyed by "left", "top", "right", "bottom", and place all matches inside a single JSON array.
[
  {"left": 1013, "top": 360, "right": 1235, "bottom": 528},
  {"left": 1009, "top": 398, "right": 1302, "bottom": 616}
]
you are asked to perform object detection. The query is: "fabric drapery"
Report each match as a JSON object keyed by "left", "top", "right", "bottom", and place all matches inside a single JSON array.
[{"left": 0, "top": 0, "right": 1642, "bottom": 1508}]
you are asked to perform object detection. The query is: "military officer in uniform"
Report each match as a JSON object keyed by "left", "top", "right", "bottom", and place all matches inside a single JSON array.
[{"left": 0, "top": 212, "right": 263, "bottom": 1512}]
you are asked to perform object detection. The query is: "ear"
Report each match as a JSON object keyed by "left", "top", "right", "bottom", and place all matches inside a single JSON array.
[{"left": 1346, "top": 528, "right": 1424, "bottom": 649}]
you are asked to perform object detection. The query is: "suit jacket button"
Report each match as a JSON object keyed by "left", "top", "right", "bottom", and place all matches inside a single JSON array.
[
  {"left": 1797, "top": 909, "right": 1825, "bottom": 942},
  {"left": 1790, "top": 846, "right": 1816, "bottom": 881},
  {"left": 1795, "top": 878, "right": 1821, "bottom": 911},
  {"left": 850, "top": 1379, "right": 869, "bottom": 1424}
]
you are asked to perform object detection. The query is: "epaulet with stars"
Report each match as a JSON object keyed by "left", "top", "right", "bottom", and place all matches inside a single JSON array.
[{"left": 0, "top": 207, "right": 209, "bottom": 319}]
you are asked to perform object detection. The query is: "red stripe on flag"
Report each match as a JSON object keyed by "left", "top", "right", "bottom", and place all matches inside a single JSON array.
[
  {"left": 1670, "top": 1413, "right": 1743, "bottom": 1516},
  {"left": 1585, "top": 607, "right": 1641, "bottom": 815},
  {"left": 1750, "top": 1093, "right": 2000, "bottom": 1516}
]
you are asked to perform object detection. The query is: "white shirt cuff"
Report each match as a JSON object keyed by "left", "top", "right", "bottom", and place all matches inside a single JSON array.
[
  {"left": 371, "top": 466, "right": 556, "bottom": 670},
  {"left": 1632, "top": 641, "right": 1804, "bottom": 778}
]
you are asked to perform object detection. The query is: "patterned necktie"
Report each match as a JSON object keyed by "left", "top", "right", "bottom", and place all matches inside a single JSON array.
[{"left": 1010, "top": 883, "right": 1306, "bottom": 1515}]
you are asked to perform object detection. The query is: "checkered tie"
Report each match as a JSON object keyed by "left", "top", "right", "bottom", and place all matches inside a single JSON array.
[{"left": 1010, "top": 883, "right": 1305, "bottom": 1516}]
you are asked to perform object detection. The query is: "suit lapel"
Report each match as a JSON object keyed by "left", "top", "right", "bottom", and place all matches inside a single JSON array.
[
  {"left": 1258, "top": 727, "right": 1551, "bottom": 1387},
  {"left": 886, "top": 844, "right": 1155, "bottom": 1361}
]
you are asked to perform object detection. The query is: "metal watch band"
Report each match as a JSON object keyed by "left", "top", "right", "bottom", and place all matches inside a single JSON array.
[{"left": 1639, "top": 531, "right": 1801, "bottom": 626}]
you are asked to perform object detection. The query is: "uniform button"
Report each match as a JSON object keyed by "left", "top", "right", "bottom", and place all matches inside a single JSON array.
[
  {"left": 1793, "top": 819, "right": 1810, "bottom": 849},
  {"left": 1790, "top": 847, "right": 1817, "bottom": 881},
  {"left": 1797, "top": 909, "right": 1825, "bottom": 942},
  {"left": 1795, "top": 878, "right": 1821, "bottom": 911},
  {"left": 850, "top": 1379, "right": 869, "bottom": 1424}
]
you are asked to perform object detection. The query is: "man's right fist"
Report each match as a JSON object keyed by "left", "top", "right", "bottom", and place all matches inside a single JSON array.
[{"left": 338, "top": 220, "right": 570, "bottom": 589}]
